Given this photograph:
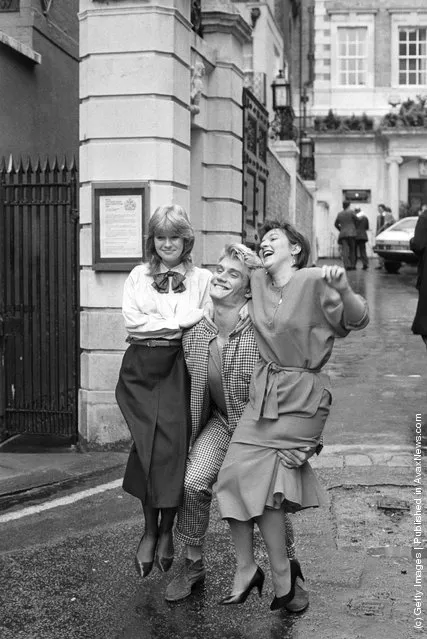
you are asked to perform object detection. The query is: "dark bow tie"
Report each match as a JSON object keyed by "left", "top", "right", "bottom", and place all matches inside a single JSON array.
[{"left": 152, "top": 270, "right": 186, "bottom": 294}]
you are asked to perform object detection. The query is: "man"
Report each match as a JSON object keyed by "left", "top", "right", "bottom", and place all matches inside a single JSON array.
[
  {"left": 355, "top": 208, "right": 369, "bottom": 270},
  {"left": 410, "top": 206, "right": 427, "bottom": 348},
  {"left": 334, "top": 201, "right": 358, "bottom": 270},
  {"left": 165, "top": 244, "right": 316, "bottom": 611},
  {"left": 376, "top": 203, "right": 387, "bottom": 236}
]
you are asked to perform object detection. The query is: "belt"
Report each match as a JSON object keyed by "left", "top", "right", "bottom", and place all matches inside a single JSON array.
[
  {"left": 252, "top": 360, "right": 321, "bottom": 420},
  {"left": 132, "top": 339, "right": 181, "bottom": 347}
]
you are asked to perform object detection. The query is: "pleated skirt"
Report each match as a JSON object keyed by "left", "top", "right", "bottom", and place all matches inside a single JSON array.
[
  {"left": 216, "top": 392, "right": 331, "bottom": 520},
  {"left": 115, "top": 343, "right": 191, "bottom": 508}
]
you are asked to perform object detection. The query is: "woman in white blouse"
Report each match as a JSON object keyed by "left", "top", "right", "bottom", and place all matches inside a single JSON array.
[{"left": 116, "top": 205, "right": 211, "bottom": 578}]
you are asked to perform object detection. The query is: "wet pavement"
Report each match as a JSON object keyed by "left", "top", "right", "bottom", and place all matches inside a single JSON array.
[{"left": 0, "top": 259, "right": 425, "bottom": 639}]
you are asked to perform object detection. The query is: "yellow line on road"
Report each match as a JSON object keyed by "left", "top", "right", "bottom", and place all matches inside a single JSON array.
[{"left": 0, "top": 479, "right": 122, "bottom": 524}]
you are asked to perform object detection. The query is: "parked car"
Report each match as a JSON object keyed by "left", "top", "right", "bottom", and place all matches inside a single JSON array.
[{"left": 373, "top": 216, "right": 418, "bottom": 273}]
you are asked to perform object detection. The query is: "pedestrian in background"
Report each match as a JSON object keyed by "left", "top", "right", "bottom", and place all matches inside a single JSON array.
[
  {"left": 410, "top": 206, "right": 427, "bottom": 348},
  {"left": 355, "top": 208, "right": 369, "bottom": 270},
  {"left": 334, "top": 200, "right": 358, "bottom": 270},
  {"left": 115, "top": 204, "right": 212, "bottom": 579},
  {"left": 375, "top": 204, "right": 395, "bottom": 269},
  {"left": 376, "top": 203, "right": 387, "bottom": 235}
]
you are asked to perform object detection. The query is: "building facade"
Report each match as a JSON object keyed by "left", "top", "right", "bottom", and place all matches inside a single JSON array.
[
  {"left": 77, "top": 0, "right": 315, "bottom": 446},
  {"left": 0, "top": 0, "right": 79, "bottom": 159},
  {"left": 305, "top": 0, "right": 427, "bottom": 257}
]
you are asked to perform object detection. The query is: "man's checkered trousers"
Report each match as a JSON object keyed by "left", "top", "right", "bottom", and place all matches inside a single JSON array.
[{"left": 177, "top": 307, "right": 296, "bottom": 556}]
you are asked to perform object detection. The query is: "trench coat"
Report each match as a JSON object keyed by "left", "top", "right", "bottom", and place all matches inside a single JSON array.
[{"left": 410, "top": 211, "right": 427, "bottom": 336}]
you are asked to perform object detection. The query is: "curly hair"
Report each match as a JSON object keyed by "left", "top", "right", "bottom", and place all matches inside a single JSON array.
[
  {"left": 259, "top": 219, "right": 310, "bottom": 269},
  {"left": 146, "top": 205, "right": 195, "bottom": 275}
]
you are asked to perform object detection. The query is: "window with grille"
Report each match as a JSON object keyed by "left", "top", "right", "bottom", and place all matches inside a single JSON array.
[
  {"left": 337, "top": 27, "right": 367, "bottom": 86},
  {"left": 398, "top": 27, "right": 427, "bottom": 85}
]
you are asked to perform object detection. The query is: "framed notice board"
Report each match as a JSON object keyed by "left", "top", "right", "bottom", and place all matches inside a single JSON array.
[{"left": 92, "top": 182, "right": 149, "bottom": 271}]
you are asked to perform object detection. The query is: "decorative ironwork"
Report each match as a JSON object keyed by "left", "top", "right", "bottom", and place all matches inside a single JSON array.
[
  {"left": 191, "top": 0, "right": 203, "bottom": 38},
  {"left": 242, "top": 89, "right": 269, "bottom": 250},
  {"left": 244, "top": 71, "right": 267, "bottom": 106},
  {"left": 270, "top": 107, "right": 298, "bottom": 141},
  {"left": 299, "top": 156, "right": 316, "bottom": 181},
  {"left": 0, "top": 1, "right": 19, "bottom": 12},
  {"left": 0, "top": 156, "right": 79, "bottom": 439}
]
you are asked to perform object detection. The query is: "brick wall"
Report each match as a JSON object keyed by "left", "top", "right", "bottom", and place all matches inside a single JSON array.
[{"left": 267, "top": 148, "right": 291, "bottom": 220}]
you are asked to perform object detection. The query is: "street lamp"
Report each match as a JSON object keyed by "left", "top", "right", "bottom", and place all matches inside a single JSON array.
[{"left": 270, "top": 69, "right": 295, "bottom": 140}]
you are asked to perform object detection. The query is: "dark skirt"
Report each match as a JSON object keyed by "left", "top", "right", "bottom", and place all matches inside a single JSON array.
[{"left": 115, "top": 343, "right": 191, "bottom": 508}]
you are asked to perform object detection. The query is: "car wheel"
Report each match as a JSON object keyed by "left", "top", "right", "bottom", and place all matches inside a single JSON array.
[{"left": 384, "top": 261, "right": 401, "bottom": 274}]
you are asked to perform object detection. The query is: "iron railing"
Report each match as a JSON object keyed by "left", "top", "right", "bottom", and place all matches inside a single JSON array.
[{"left": 0, "top": 156, "right": 79, "bottom": 438}]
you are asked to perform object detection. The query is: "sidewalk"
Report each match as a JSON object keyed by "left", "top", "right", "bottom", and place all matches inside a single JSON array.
[{"left": 0, "top": 435, "right": 128, "bottom": 510}]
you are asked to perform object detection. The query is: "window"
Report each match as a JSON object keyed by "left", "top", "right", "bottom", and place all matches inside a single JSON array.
[
  {"left": 337, "top": 27, "right": 368, "bottom": 86},
  {"left": 398, "top": 27, "right": 427, "bottom": 85}
]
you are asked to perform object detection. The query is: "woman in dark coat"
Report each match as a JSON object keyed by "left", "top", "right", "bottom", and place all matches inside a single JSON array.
[
  {"left": 410, "top": 208, "right": 427, "bottom": 348},
  {"left": 116, "top": 205, "right": 211, "bottom": 578}
]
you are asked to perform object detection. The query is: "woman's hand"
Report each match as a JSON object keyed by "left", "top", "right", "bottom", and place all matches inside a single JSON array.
[
  {"left": 178, "top": 308, "right": 204, "bottom": 329},
  {"left": 277, "top": 446, "right": 316, "bottom": 469},
  {"left": 321, "top": 264, "right": 350, "bottom": 292}
]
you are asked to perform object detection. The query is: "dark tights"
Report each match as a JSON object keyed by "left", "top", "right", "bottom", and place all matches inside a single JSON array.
[{"left": 137, "top": 504, "right": 176, "bottom": 560}]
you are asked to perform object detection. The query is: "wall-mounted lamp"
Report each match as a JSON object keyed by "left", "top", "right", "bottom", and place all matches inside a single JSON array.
[{"left": 270, "top": 69, "right": 295, "bottom": 140}]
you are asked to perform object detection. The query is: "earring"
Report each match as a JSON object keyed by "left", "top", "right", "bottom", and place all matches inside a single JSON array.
[{"left": 291, "top": 254, "right": 296, "bottom": 266}]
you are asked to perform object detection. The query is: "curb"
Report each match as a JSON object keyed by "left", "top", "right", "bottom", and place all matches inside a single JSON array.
[{"left": 0, "top": 463, "right": 125, "bottom": 513}]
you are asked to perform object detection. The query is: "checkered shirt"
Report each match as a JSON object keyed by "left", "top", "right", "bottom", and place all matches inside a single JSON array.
[{"left": 182, "top": 304, "right": 260, "bottom": 448}]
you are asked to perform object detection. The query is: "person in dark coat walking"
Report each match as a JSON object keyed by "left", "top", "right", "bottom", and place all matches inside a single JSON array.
[
  {"left": 355, "top": 208, "right": 369, "bottom": 270},
  {"left": 410, "top": 207, "right": 427, "bottom": 348},
  {"left": 334, "top": 201, "right": 358, "bottom": 270}
]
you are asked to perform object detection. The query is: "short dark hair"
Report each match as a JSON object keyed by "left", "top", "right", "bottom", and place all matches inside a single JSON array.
[
  {"left": 343, "top": 200, "right": 351, "bottom": 210},
  {"left": 259, "top": 219, "right": 310, "bottom": 269},
  {"left": 146, "top": 205, "right": 194, "bottom": 275}
]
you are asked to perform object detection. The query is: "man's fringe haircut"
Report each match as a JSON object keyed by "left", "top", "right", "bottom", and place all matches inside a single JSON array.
[{"left": 219, "top": 243, "right": 262, "bottom": 271}]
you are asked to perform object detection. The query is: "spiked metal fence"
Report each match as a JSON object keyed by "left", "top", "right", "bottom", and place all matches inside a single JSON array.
[{"left": 0, "top": 156, "right": 79, "bottom": 439}]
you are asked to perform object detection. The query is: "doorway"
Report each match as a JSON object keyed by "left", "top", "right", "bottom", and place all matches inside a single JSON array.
[{"left": 408, "top": 179, "right": 427, "bottom": 214}]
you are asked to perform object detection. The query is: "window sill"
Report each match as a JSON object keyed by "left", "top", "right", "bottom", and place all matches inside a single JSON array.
[{"left": 0, "top": 30, "right": 41, "bottom": 64}]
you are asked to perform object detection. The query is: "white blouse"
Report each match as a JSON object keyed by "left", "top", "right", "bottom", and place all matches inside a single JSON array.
[{"left": 122, "top": 262, "right": 212, "bottom": 340}]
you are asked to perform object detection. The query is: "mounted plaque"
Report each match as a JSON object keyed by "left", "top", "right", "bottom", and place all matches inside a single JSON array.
[{"left": 92, "top": 182, "right": 149, "bottom": 271}]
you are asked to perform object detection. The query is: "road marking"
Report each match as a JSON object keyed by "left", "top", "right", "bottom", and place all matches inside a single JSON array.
[{"left": 0, "top": 479, "right": 122, "bottom": 524}]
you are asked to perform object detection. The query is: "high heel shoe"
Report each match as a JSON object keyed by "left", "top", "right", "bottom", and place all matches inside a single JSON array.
[
  {"left": 134, "top": 534, "right": 158, "bottom": 578},
  {"left": 155, "top": 531, "right": 174, "bottom": 573},
  {"left": 219, "top": 566, "right": 265, "bottom": 605},
  {"left": 270, "top": 559, "right": 303, "bottom": 611}
]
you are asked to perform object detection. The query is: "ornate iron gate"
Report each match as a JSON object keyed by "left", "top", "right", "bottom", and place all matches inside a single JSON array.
[
  {"left": 242, "top": 88, "right": 269, "bottom": 249},
  {"left": 0, "top": 157, "right": 79, "bottom": 439}
]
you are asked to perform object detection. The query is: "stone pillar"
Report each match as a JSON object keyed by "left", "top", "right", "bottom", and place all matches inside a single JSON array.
[
  {"left": 386, "top": 155, "right": 403, "bottom": 219},
  {"left": 271, "top": 140, "right": 300, "bottom": 225},
  {"left": 78, "top": 0, "right": 192, "bottom": 446},
  {"left": 198, "top": 0, "right": 252, "bottom": 267},
  {"left": 304, "top": 180, "right": 318, "bottom": 263}
]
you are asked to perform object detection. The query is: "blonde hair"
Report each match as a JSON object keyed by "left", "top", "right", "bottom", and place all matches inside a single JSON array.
[
  {"left": 218, "top": 243, "right": 262, "bottom": 272},
  {"left": 146, "top": 205, "right": 195, "bottom": 274}
]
